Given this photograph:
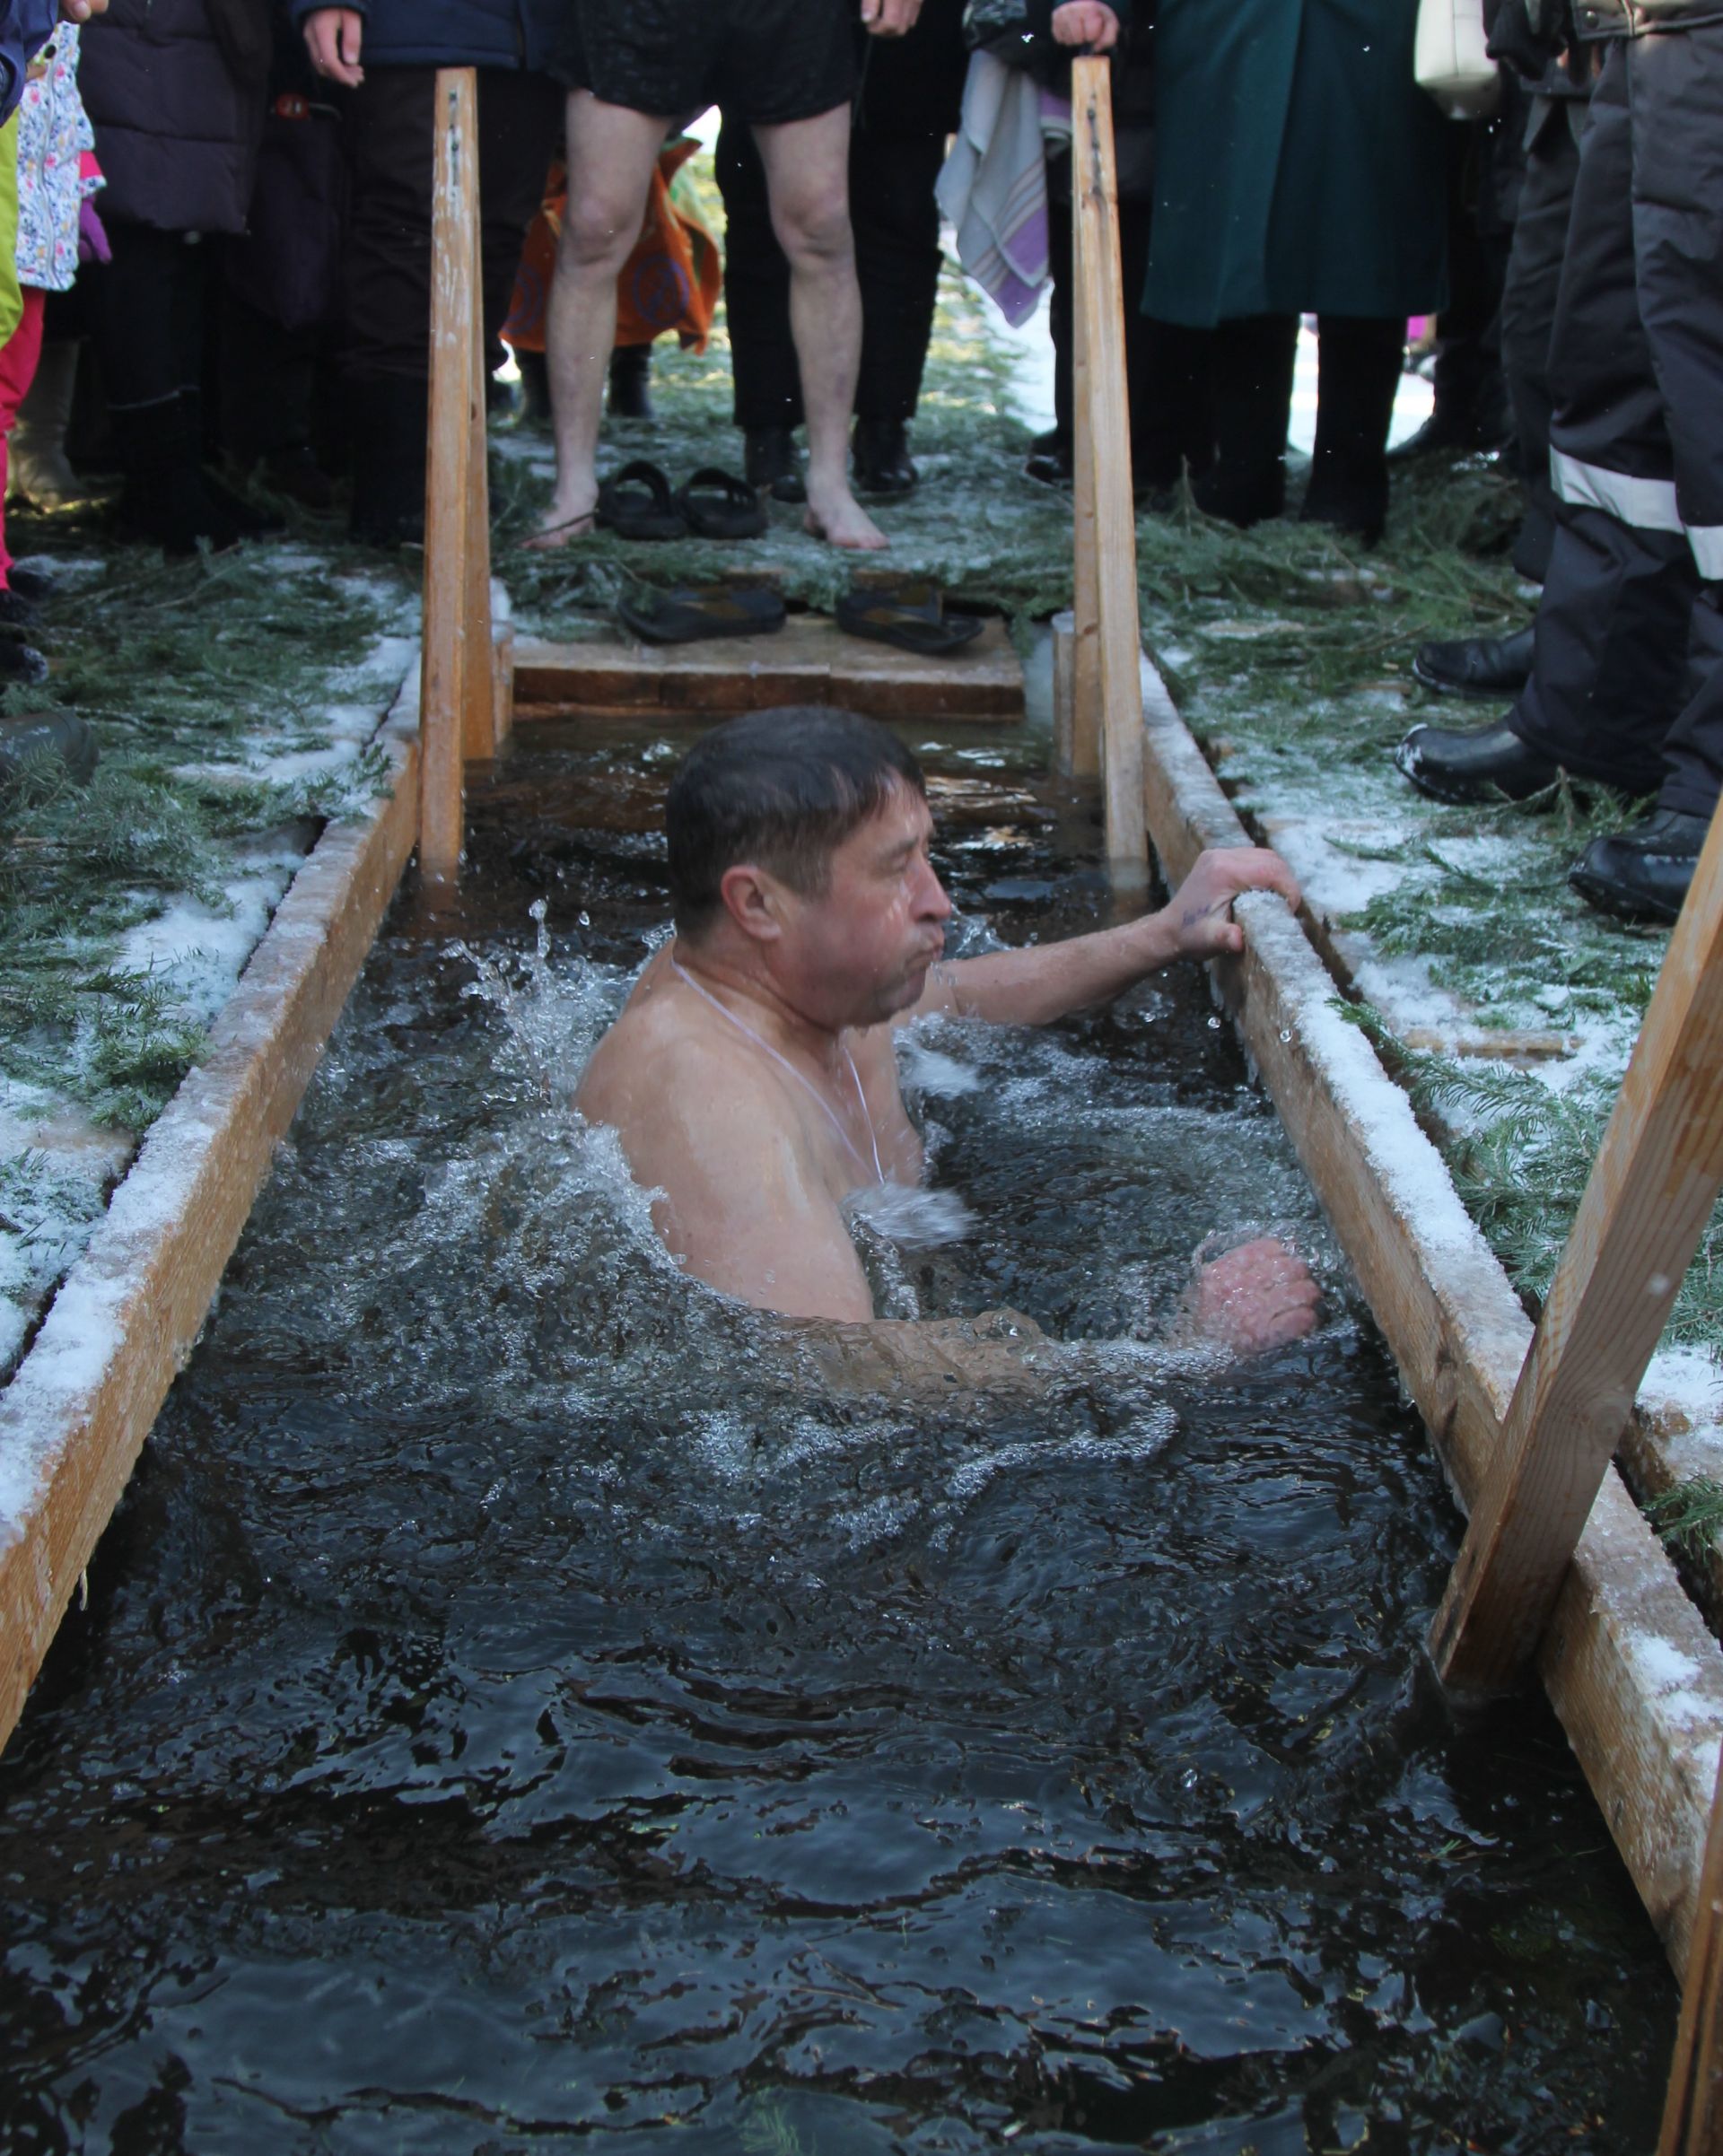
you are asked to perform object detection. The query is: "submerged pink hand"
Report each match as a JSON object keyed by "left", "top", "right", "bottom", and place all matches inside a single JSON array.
[{"left": 1185, "top": 1236, "right": 1320, "bottom": 1357}]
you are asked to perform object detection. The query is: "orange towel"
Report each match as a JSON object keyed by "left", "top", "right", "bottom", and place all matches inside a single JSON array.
[{"left": 503, "top": 139, "right": 721, "bottom": 357}]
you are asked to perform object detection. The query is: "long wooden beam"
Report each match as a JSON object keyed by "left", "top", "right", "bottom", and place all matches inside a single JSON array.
[
  {"left": 421, "top": 65, "right": 483, "bottom": 881},
  {"left": 1071, "top": 55, "right": 1146, "bottom": 880},
  {"left": 1432, "top": 799, "right": 1723, "bottom": 1696},
  {"left": 1137, "top": 651, "right": 1723, "bottom": 1978},
  {"left": 0, "top": 694, "right": 421, "bottom": 1756}
]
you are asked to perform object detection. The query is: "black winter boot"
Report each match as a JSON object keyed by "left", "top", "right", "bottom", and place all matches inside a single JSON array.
[
  {"left": 1192, "top": 315, "right": 1299, "bottom": 528},
  {"left": 1569, "top": 809, "right": 1711, "bottom": 924},
  {"left": 853, "top": 418, "right": 917, "bottom": 497},
  {"left": 179, "top": 385, "right": 284, "bottom": 538},
  {"left": 1024, "top": 426, "right": 1072, "bottom": 486},
  {"left": 744, "top": 425, "right": 805, "bottom": 505},
  {"left": 348, "top": 377, "right": 429, "bottom": 548},
  {"left": 112, "top": 394, "right": 249, "bottom": 556}
]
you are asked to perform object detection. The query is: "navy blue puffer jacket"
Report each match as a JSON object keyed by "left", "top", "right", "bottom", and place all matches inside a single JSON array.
[
  {"left": 286, "top": 0, "right": 566, "bottom": 71},
  {"left": 81, "top": 0, "right": 267, "bottom": 233}
]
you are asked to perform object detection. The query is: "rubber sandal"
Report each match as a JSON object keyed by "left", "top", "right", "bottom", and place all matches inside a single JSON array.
[
  {"left": 596, "top": 459, "right": 686, "bottom": 542},
  {"left": 617, "top": 583, "right": 787, "bottom": 645},
  {"left": 835, "top": 585, "right": 986, "bottom": 657},
  {"left": 676, "top": 467, "right": 768, "bottom": 541}
]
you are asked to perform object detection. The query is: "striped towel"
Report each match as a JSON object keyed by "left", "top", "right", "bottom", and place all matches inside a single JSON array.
[{"left": 936, "top": 52, "right": 1071, "bottom": 329}]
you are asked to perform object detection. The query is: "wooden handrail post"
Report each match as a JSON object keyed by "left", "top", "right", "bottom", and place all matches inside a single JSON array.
[
  {"left": 1662, "top": 1744, "right": 1723, "bottom": 2153},
  {"left": 420, "top": 65, "right": 485, "bottom": 884},
  {"left": 1069, "top": 217, "right": 1100, "bottom": 780},
  {"left": 1430, "top": 798, "right": 1723, "bottom": 1697},
  {"left": 1070, "top": 53, "right": 1147, "bottom": 885}
]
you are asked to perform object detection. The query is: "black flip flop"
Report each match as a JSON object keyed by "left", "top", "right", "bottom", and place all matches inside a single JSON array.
[
  {"left": 596, "top": 459, "right": 687, "bottom": 542},
  {"left": 676, "top": 467, "right": 768, "bottom": 541},
  {"left": 835, "top": 584, "right": 986, "bottom": 657},
  {"left": 617, "top": 583, "right": 787, "bottom": 645}
]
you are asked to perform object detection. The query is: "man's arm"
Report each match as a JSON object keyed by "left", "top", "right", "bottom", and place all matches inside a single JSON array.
[
  {"left": 905, "top": 845, "right": 1299, "bottom": 1029},
  {"left": 784, "top": 1235, "right": 1320, "bottom": 1396}
]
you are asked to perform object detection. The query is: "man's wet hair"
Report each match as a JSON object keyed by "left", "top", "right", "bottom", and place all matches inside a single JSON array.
[{"left": 667, "top": 706, "right": 926, "bottom": 938}]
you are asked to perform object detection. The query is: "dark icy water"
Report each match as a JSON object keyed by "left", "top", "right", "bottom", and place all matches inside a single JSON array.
[{"left": 0, "top": 715, "right": 1674, "bottom": 2152}]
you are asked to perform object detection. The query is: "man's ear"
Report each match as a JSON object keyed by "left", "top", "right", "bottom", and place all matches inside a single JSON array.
[{"left": 718, "top": 862, "right": 788, "bottom": 942}]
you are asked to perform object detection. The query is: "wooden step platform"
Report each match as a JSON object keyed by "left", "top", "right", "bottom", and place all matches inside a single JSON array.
[{"left": 512, "top": 615, "right": 1024, "bottom": 725}]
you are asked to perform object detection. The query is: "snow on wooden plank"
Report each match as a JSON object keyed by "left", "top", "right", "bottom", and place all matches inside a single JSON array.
[
  {"left": 0, "top": 694, "right": 421, "bottom": 1757},
  {"left": 1138, "top": 647, "right": 1723, "bottom": 1981},
  {"left": 1432, "top": 800, "right": 1723, "bottom": 1697}
]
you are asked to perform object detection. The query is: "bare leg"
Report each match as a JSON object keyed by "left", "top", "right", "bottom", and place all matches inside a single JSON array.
[
  {"left": 754, "top": 102, "right": 888, "bottom": 552},
  {"left": 528, "top": 91, "right": 670, "bottom": 548}
]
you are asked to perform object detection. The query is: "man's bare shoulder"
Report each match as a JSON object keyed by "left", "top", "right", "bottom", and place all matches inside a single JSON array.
[
  {"left": 577, "top": 987, "right": 764, "bottom": 1134},
  {"left": 573, "top": 970, "right": 871, "bottom": 1318}
]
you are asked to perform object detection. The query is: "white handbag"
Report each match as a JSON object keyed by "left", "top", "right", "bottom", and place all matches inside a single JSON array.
[{"left": 1414, "top": 0, "right": 1502, "bottom": 118}]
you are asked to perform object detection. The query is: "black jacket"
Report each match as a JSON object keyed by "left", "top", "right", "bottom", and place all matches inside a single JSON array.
[
  {"left": 81, "top": 0, "right": 270, "bottom": 233},
  {"left": 285, "top": 0, "right": 565, "bottom": 70}
]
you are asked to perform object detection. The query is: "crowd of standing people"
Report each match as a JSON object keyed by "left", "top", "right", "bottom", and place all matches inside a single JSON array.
[{"left": 0, "top": 0, "right": 1718, "bottom": 926}]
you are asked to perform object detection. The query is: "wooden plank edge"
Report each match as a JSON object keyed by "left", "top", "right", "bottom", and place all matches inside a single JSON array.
[
  {"left": 510, "top": 642, "right": 1024, "bottom": 722},
  {"left": 0, "top": 681, "right": 422, "bottom": 1756},
  {"left": 1137, "top": 647, "right": 1723, "bottom": 1979}
]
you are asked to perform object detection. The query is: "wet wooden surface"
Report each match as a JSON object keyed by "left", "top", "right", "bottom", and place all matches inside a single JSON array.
[{"left": 512, "top": 615, "right": 1025, "bottom": 723}]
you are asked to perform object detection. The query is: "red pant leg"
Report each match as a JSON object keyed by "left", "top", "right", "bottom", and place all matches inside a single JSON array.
[{"left": 0, "top": 289, "right": 48, "bottom": 586}]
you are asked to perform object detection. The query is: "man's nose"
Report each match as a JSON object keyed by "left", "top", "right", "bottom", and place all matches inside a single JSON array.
[{"left": 918, "top": 861, "right": 953, "bottom": 921}]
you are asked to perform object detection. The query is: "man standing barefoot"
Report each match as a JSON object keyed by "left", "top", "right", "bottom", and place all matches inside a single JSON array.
[{"left": 530, "top": 0, "right": 914, "bottom": 554}]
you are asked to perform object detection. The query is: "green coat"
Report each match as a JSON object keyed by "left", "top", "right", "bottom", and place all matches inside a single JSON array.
[
  {"left": 0, "top": 115, "right": 18, "bottom": 350},
  {"left": 1142, "top": 0, "right": 1449, "bottom": 327}
]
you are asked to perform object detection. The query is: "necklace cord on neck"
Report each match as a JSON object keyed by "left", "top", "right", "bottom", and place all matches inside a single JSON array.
[{"left": 669, "top": 951, "right": 888, "bottom": 1186}]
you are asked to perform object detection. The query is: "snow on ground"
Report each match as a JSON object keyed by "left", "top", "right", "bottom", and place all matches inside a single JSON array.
[{"left": 0, "top": 617, "right": 417, "bottom": 1384}]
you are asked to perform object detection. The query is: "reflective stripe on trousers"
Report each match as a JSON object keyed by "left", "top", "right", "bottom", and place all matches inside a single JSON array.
[{"left": 1553, "top": 448, "right": 1723, "bottom": 576}]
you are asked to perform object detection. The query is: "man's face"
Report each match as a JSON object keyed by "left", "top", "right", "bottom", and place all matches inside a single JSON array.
[{"left": 777, "top": 782, "right": 951, "bottom": 1028}]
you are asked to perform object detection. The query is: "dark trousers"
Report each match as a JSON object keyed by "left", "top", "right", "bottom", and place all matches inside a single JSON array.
[
  {"left": 86, "top": 221, "right": 205, "bottom": 411},
  {"left": 214, "top": 290, "right": 321, "bottom": 463},
  {"left": 717, "top": 119, "right": 946, "bottom": 428},
  {"left": 343, "top": 65, "right": 562, "bottom": 385},
  {"left": 1046, "top": 171, "right": 1211, "bottom": 488},
  {"left": 1428, "top": 117, "right": 1511, "bottom": 432},
  {"left": 1510, "top": 27, "right": 1723, "bottom": 818},
  {"left": 1498, "top": 94, "right": 1585, "bottom": 581}
]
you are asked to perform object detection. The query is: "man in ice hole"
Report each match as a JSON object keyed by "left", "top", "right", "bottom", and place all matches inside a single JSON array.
[{"left": 577, "top": 708, "right": 1320, "bottom": 1371}]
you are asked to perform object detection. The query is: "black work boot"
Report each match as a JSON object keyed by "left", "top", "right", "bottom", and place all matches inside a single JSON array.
[
  {"left": 608, "top": 345, "right": 653, "bottom": 420},
  {"left": 112, "top": 393, "right": 248, "bottom": 556},
  {"left": 1412, "top": 624, "right": 1537, "bottom": 700},
  {"left": 348, "top": 376, "right": 429, "bottom": 548},
  {"left": 853, "top": 417, "right": 917, "bottom": 497},
  {"left": 1569, "top": 808, "right": 1711, "bottom": 924},
  {"left": 743, "top": 424, "right": 805, "bottom": 505},
  {"left": 1395, "top": 716, "right": 1563, "bottom": 804}
]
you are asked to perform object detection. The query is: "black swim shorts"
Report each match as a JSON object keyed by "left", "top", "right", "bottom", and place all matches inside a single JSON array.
[{"left": 552, "top": 0, "right": 859, "bottom": 129}]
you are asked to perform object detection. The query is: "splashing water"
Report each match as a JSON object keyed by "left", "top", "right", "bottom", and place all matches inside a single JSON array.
[{"left": 0, "top": 721, "right": 1675, "bottom": 2153}]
